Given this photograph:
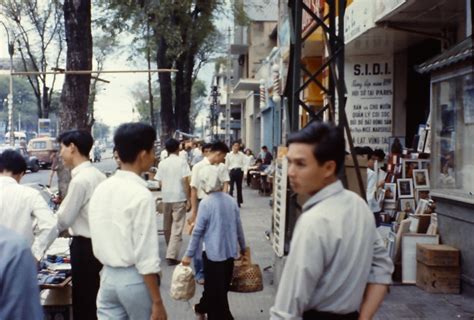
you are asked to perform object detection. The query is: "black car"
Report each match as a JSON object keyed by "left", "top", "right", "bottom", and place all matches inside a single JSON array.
[{"left": 0, "top": 145, "right": 40, "bottom": 172}]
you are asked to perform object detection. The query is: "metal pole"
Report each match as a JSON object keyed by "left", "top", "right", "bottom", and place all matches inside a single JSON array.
[
  {"left": 225, "top": 27, "right": 232, "bottom": 146},
  {"left": 11, "top": 69, "right": 177, "bottom": 76},
  {"left": 290, "top": 0, "right": 302, "bottom": 132},
  {"left": 1, "top": 22, "right": 15, "bottom": 146}
]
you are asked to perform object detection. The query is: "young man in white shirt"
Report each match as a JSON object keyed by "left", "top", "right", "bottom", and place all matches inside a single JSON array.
[
  {"left": 225, "top": 141, "right": 246, "bottom": 207},
  {"left": 0, "top": 149, "right": 58, "bottom": 261},
  {"left": 89, "top": 122, "right": 167, "bottom": 320},
  {"left": 156, "top": 138, "right": 191, "bottom": 265},
  {"left": 270, "top": 122, "right": 393, "bottom": 320},
  {"left": 189, "top": 141, "right": 230, "bottom": 284},
  {"left": 56, "top": 130, "right": 106, "bottom": 320},
  {"left": 367, "top": 149, "right": 386, "bottom": 227}
]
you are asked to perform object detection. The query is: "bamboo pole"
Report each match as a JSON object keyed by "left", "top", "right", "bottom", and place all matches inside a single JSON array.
[{"left": 11, "top": 68, "right": 178, "bottom": 76}]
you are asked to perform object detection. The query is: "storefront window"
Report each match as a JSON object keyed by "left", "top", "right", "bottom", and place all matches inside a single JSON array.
[{"left": 432, "top": 70, "right": 474, "bottom": 193}]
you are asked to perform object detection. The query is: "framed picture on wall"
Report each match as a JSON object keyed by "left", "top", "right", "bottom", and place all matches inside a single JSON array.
[
  {"left": 413, "top": 169, "right": 430, "bottom": 189},
  {"left": 397, "top": 179, "right": 414, "bottom": 198}
]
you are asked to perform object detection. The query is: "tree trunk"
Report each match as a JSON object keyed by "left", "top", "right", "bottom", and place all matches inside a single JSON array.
[
  {"left": 181, "top": 48, "right": 196, "bottom": 134},
  {"left": 156, "top": 35, "right": 174, "bottom": 141},
  {"left": 58, "top": 0, "right": 93, "bottom": 196},
  {"left": 174, "top": 54, "right": 185, "bottom": 132},
  {"left": 42, "top": 83, "right": 50, "bottom": 118}
]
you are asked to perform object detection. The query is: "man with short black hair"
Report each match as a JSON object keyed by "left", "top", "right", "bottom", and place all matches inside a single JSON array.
[
  {"left": 258, "top": 145, "right": 273, "bottom": 165},
  {"left": 56, "top": 129, "right": 106, "bottom": 320},
  {"left": 270, "top": 122, "right": 393, "bottom": 320},
  {"left": 156, "top": 138, "right": 191, "bottom": 265},
  {"left": 89, "top": 122, "right": 167, "bottom": 320},
  {"left": 0, "top": 149, "right": 58, "bottom": 261},
  {"left": 367, "top": 149, "right": 387, "bottom": 227},
  {"left": 226, "top": 141, "right": 246, "bottom": 207}
]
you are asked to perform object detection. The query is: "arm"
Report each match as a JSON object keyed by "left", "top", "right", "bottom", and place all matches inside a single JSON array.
[
  {"left": 223, "top": 181, "right": 229, "bottom": 193},
  {"left": 359, "top": 284, "right": 388, "bottom": 320},
  {"left": 56, "top": 180, "right": 87, "bottom": 232},
  {"left": 235, "top": 206, "right": 246, "bottom": 254},
  {"left": 189, "top": 187, "right": 198, "bottom": 223},
  {"left": 143, "top": 274, "right": 167, "bottom": 320},
  {"left": 184, "top": 202, "right": 208, "bottom": 260},
  {"left": 30, "top": 192, "right": 59, "bottom": 260}
]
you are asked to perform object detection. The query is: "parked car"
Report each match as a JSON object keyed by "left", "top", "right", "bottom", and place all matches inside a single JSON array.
[
  {"left": 0, "top": 145, "right": 40, "bottom": 172},
  {"left": 27, "top": 137, "right": 59, "bottom": 168}
]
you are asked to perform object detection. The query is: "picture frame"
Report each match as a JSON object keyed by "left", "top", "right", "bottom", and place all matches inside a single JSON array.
[
  {"left": 416, "top": 189, "right": 430, "bottom": 204},
  {"left": 415, "top": 199, "right": 430, "bottom": 215},
  {"left": 397, "top": 179, "right": 414, "bottom": 198},
  {"left": 413, "top": 169, "right": 430, "bottom": 189},
  {"left": 401, "top": 234, "right": 439, "bottom": 284},
  {"left": 402, "top": 159, "right": 420, "bottom": 179},
  {"left": 417, "top": 127, "right": 428, "bottom": 153},
  {"left": 399, "top": 198, "right": 415, "bottom": 213},
  {"left": 384, "top": 183, "right": 397, "bottom": 202}
]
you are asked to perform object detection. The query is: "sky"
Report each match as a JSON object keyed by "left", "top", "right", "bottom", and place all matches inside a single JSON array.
[{"left": 0, "top": 3, "right": 232, "bottom": 131}]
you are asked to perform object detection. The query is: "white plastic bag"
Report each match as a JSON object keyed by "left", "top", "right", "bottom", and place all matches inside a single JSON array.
[{"left": 170, "top": 264, "right": 195, "bottom": 301}]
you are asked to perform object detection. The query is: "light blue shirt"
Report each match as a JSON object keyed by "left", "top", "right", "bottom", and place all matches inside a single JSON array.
[
  {"left": 0, "top": 226, "right": 43, "bottom": 320},
  {"left": 185, "top": 192, "right": 246, "bottom": 262}
]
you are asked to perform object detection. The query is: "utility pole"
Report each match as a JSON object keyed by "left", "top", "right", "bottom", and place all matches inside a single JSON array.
[
  {"left": 1, "top": 22, "right": 15, "bottom": 146},
  {"left": 224, "top": 27, "right": 232, "bottom": 146}
]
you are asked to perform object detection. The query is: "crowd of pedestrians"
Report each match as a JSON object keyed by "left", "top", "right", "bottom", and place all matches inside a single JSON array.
[{"left": 0, "top": 121, "right": 393, "bottom": 320}]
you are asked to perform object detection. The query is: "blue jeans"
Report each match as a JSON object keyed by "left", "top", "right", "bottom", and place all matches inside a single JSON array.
[{"left": 194, "top": 241, "right": 204, "bottom": 281}]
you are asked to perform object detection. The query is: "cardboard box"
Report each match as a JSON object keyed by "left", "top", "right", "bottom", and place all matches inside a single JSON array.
[
  {"left": 417, "top": 244, "right": 460, "bottom": 267},
  {"left": 344, "top": 155, "right": 367, "bottom": 198},
  {"left": 416, "top": 262, "right": 460, "bottom": 293}
]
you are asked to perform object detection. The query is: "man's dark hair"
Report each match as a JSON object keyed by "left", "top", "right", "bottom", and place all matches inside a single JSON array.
[
  {"left": 372, "top": 149, "right": 386, "bottom": 161},
  {"left": 114, "top": 122, "right": 156, "bottom": 164},
  {"left": 201, "top": 143, "right": 212, "bottom": 152},
  {"left": 262, "top": 146, "right": 268, "bottom": 150},
  {"left": 287, "top": 121, "right": 346, "bottom": 173},
  {"left": 165, "top": 138, "right": 180, "bottom": 154},
  {"left": 57, "top": 130, "right": 93, "bottom": 157},
  {"left": 209, "top": 141, "right": 229, "bottom": 154},
  {"left": 0, "top": 149, "right": 27, "bottom": 174}
]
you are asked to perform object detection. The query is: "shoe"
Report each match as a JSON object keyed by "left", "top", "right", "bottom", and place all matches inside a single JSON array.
[
  {"left": 193, "top": 305, "right": 206, "bottom": 320},
  {"left": 196, "top": 278, "right": 205, "bottom": 285},
  {"left": 166, "top": 258, "right": 180, "bottom": 266}
]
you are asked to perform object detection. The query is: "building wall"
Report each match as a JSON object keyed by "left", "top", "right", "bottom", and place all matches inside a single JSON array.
[{"left": 248, "top": 21, "right": 277, "bottom": 78}]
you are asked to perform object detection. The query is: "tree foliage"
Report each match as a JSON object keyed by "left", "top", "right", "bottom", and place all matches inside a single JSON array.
[{"left": 0, "top": 0, "right": 64, "bottom": 119}]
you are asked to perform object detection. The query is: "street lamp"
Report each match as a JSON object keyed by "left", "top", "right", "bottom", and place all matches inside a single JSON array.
[{"left": 0, "top": 21, "right": 15, "bottom": 146}]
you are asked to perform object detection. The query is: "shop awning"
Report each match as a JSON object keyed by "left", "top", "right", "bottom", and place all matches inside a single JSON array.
[
  {"left": 233, "top": 79, "right": 260, "bottom": 92},
  {"left": 416, "top": 37, "right": 473, "bottom": 74}
]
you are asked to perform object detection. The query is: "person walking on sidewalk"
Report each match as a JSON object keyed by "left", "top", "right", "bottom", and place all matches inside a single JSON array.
[
  {"left": 226, "top": 141, "right": 246, "bottom": 207},
  {"left": 56, "top": 130, "right": 106, "bottom": 320},
  {"left": 189, "top": 141, "right": 230, "bottom": 284},
  {"left": 182, "top": 165, "right": 246, "bottom": 320},
  {"left": 89, "top": 123, "right": 167, "bottom": 320},
  {"left": 0, "top": 149, "right": 58, "bottom": 261},
  {"left": 156, "top": 138, "right": 191, "bottom": 265},
  {"left": 270, "top": 122, "right": 393, "bottom": 320}
]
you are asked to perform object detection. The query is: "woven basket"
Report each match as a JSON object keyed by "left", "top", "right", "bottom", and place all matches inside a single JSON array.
[{"left": 229, "top": 262, "right": 263, "bottom": 293}]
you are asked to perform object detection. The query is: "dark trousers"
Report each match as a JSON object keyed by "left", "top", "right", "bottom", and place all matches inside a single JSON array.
[
  {"left": 70, "top": 236, "right": 102, "bottom": 320},
  {"left": 302, "top": 310, "right": 359, "bottom": 320},
  {"left": 229, "top": 168, "right": 243, "bottom": 205},
  {"left": 195, "top": 252, "right": 234, "bottom": 320}
]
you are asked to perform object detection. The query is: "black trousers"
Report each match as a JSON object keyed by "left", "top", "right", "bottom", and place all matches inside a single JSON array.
[
  {"left": 70, "top": 236, "right": 102, "bottom": 320},
  {"left": 229, "top": 168, "right": 243, "bottom": 205},
  {"left": 195, "top": 252, "right": 234, "bottom": 320},
  {"left": 302, "top": 310, "right": 359, "bottom": 320}
]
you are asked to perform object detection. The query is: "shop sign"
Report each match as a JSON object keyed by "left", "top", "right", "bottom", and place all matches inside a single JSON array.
[
  {"left": 38, "top": 118, "right": 51, "bottom": 137},
  {"left": 344, "top": 0, "right": 376, "bottom": 44},
  {"left": 345, "top": 56, "right": 394, "bottom": 153},
  {"left": 375, "top": 0, "right": 407, "bottom": 21}
]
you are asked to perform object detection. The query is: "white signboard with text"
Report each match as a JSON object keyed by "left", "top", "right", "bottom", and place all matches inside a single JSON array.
[
  {"left": 345, "top": 56, "right": 394, "bottom": 153},
  {"left": 375, "top": 0, "right": 407, "bottom": 21}
]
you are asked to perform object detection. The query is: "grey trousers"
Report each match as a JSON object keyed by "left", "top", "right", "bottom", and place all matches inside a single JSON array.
[{"left": 97, "top": 266, "right": 152, "bottom": 320}]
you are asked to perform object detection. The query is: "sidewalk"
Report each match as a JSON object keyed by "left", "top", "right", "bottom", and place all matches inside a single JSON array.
[{"left": 157, "top": 185, "right": 474, "bottom": 320}]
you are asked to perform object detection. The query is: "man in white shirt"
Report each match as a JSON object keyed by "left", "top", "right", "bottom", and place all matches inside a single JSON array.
[
  {"left": 0, "top": 149, "right": 58, "bottom": 261},
  {"left": 367, "top": 149, "right": 386, "bottom": 227},
  {"left": 189, "top": 141, "right": 230, "bottom": 283},
  {"left": 270, "top": 122, "right": 393, "bottom": 320},
  {"left": 89, "top": 123, "right": 167, "bottom": 320},
  {"left": 56, "top": 130, "right": 106, "bottom": 320},
  {"left": 156, "top": 138, "right": 191, "bottom": 265},
  {"left": 226, "top": 141, "right": 246, "bottom": 207}
]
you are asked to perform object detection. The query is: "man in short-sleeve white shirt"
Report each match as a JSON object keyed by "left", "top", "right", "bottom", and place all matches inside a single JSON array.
[{"left": 156, "top": 138, "right": 191, "bottom": 265}]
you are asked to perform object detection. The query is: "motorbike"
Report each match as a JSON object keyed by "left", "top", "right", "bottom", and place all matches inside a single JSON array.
[{"left": 38, "top": 184, "right": 62, "bottom": 212}]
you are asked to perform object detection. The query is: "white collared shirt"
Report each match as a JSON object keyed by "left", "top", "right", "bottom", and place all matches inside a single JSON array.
[
  {"left": 156, "top": 154, "right": 191, "bottom": 203},
  {"left": 56, "top": 161, "right": 106, "bottom": 237},
  {"left": 270, "top": 181, "right": 393, "bottom": 319},
  {"left": 89, "top": 170, "right": 161, "bottom": 275},
  {"left": 225, "top": 151, "right": 246, "bottom": 170},
  {"left": 0, "top": 176, "right": 58, "bottom": 260},
  {"left": 190, "top": 158, "right": 230, "bottom": 200}
]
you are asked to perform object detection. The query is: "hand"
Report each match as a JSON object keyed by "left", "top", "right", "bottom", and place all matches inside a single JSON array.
[
  {"left": 186, "top": 200, "right": 191, "bottom": 212},
  {"left": 181, "top": 256, "right": 191, "bottom": 266},
  {"left": 187, "top": 214, "right": 196, "bottom": 225},
  {"left": 150, "top": 301, "right": 167, "bottom": 320}
]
